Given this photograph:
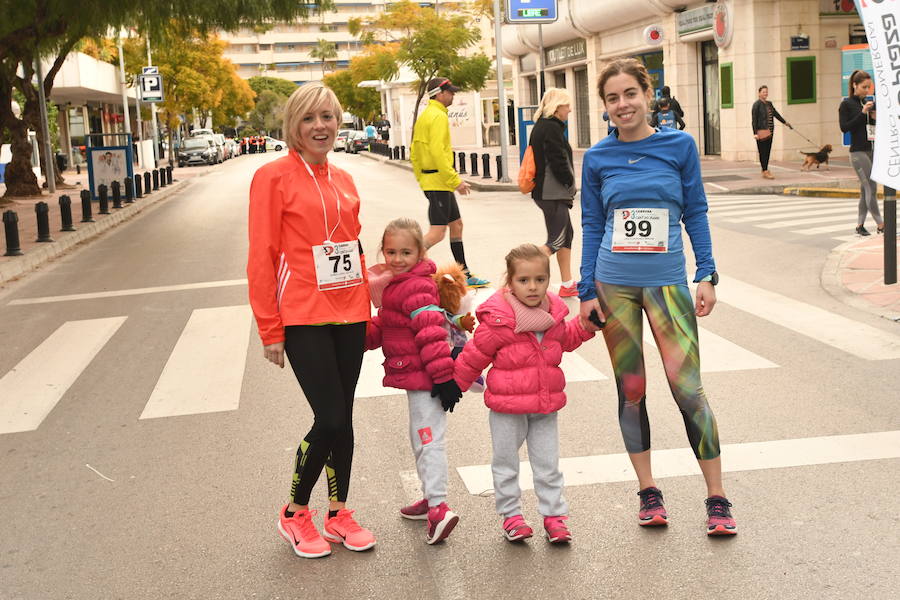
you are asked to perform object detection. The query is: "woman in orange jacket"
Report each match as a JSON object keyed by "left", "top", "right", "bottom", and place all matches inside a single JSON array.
[{"left": 247, "top": 82, "right": 375, "bottom": 559}]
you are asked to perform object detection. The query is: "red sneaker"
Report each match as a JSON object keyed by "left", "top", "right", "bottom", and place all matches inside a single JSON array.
[
  {"left": 558, "top": 282, "right": 578, "bottom": 298},
  {"left": 277, "top": 506, "right": 331, "bottom": 559},
  {"left": 705, "top": 496, "right": 737, "bottom": 536},
  {"left": 502, "top": 514, "right": 533, "bottom": 542},
  {"left": 425, "top": 502, "right": 459, "bottom": 544},
  {"left": 399, "top": 498, "right": 429, "bottom": 520},
  {"left": 543, "top": 515, "right": 572, "bottom": 543},
  {"left": 323, "top": 508, "right": 377, "bottom": 551},
  {"left": 637, "top": 486, "right": 669, "bottom": 526}
]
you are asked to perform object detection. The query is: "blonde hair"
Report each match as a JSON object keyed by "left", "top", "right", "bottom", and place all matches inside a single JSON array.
[
  {"left": 380, "top": 217, "right": 426, "bottom": 257},
  {"left": 503, "top": 243, "right": 550, "bottom": 287},
  {"left": 282, "top": 82, "right": 343, "bottom": 153},
  {"left": 534, "top": 87, "right": 573, "bottom": 120}
]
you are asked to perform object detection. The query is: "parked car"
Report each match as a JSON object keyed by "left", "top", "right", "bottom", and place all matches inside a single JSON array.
[
  {"left": 224, "top": 138, "right": 238, "bottom": 158},
  {"left": 193, "top": 134, "right": 223, "bottom": 163},
  {"left": 178, "top": 137, "right": 217, "bottom": 167},
  {"left": 346, "top": 130, "right": 370, "bottom": 154},
  {"left": 265, "top": 136, "right": 285, "bottom": 151},
  {"left": 190, "top": 128, "right": 215, "bottom": 138},
  {"left": 333, "top": 129, "right": 351, "bottom": 151}
]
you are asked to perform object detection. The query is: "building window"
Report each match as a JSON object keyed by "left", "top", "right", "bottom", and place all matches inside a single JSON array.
[
  {"left": 720, "top": 63, "right": 733, "bottom": 108},
  {"left": 259, "top": 44, "right": 272, "bottom": 50},
  {"left": 787, "top": 56, "right": 816, "bottom": 104}
]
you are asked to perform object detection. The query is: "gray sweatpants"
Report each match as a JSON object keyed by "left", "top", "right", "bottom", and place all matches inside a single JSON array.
[
  {"left": 489, "top": 410, "right": 568, "bottom": 518},
  {"left": 849, "top": 150, "right": 884, "bottom": 227},
  {"left": 407, "top": 389, "right": 448, "bottom": 506}
]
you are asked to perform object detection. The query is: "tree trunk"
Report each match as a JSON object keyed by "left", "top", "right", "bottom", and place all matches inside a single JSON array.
[{"left": 1, "top": 119, "right": 39, "bottom": 199}]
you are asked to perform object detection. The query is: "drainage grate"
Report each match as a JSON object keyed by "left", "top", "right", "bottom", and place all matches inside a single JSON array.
[{"left": 702, "top": 175, "right": 750, "bottom": 182}]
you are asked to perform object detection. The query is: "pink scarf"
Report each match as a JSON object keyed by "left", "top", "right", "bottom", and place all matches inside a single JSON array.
[
  {"left": 505, "top": 290, "right": 555, "bottom": 333},
  {"left": 367, "top": 263, "right": 394, "bottom": 308}
]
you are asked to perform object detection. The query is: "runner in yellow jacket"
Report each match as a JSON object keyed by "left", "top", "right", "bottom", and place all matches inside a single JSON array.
[{"left": 410, "top": 77, "right": 489, "bottom": 287}]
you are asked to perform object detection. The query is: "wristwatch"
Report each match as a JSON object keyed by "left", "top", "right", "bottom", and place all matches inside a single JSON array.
[{"left": 700, "top": 271, "right": 719, "bottom": 286}]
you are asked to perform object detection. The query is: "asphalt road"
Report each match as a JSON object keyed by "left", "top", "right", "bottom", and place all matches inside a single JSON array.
[{"left": 1, "top": 150, "right": 898, "bottom": 600}]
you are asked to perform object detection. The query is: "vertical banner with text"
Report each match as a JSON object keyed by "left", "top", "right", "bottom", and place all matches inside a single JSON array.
[{"left": 855, "top": 0, "right": 900, "bottom": 188}]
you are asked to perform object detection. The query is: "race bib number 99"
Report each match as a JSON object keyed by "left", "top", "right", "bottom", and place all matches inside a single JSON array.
[
  {"left": 611, "top": 208, "right": 668, "bottom": 253},
  {"left": 313, "top": 240, "right": 363, "bottom": 290}
]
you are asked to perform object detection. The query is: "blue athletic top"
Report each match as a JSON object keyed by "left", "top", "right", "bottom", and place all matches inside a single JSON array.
[{"left": 578, "top": 128, "right": 716, "bottom": 299}]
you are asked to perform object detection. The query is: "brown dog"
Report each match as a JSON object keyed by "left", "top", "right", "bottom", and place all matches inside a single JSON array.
[{"left": 799, "top": 144, "right": 833, "bottom": 171}]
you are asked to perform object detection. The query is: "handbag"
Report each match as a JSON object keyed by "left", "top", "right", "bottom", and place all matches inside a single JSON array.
[
  {"left": 518, "top": 145, "right": 536, "bottom": 193},
  {"left": 541, "top": 159, "right": 576, "bottom": 200},
  {"left": 756, "top": 128, "right": 771, "bottom": 140}
]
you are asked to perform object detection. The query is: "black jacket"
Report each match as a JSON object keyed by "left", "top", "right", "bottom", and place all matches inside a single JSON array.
[
  {"left": 751, "top": 99, "right": 786, "bottom": 133},
  {"left": 528, "top": 116, "right": 574, "bottom": 201},
  {"left": 839, "top": 96, "right": 872, "bottom": 153}
]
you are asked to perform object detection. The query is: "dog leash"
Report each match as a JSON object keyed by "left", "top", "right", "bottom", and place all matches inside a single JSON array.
[{"left": 787, "top": 126, "right": 817, "bottom": 147}]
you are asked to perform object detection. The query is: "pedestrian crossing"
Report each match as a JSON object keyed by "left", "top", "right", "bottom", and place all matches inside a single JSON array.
[
  {"left": 708, "top": 194, "right": 862, "bottom": 241},
  {"left": 2, "top": 277, "right": 899, "bottom": 435}
]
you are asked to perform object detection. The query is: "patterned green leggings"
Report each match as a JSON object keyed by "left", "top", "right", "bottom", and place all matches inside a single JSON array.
[{"left": 596, "top": 282, "right": 720, "bottom": 460}]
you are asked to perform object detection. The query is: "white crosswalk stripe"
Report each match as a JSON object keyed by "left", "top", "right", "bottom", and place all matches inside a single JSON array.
[{"left": 708, "top": 194, "right": 860, "bottom": 239}]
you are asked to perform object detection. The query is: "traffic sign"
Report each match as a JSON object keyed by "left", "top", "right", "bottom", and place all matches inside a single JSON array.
[
  {"left": 505, "top": 0, "right": 558, "bottom": 24},
  {"left": 139, "top": 74, "right": 164, "bottom": 103},
  {"left": 142, "top": 66, "right": 159, "bottom": 75}
]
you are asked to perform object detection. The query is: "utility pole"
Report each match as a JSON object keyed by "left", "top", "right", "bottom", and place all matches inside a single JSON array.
[
  {"left": 117, "top": 34, "right": 132, "bottom": 135},
  {"left": 34, "top": 58, "right": 56, "bottom": 193},
  {"left": 538, "top": 24, "right": 546, "bottom": 97},
  {"left": 146, "top": 36, "right": 160, "bottom": 166},
  {"left": 494, "top": 0, "right": 511, "bottom": 182}
]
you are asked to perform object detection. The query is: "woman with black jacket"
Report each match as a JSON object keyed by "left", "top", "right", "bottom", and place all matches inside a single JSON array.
[
  {"left": 839, "top": 69, "right": 884, "bottom": 235},
  {"left": 750, "top": 85, "right": 791, "bottom": 180},
  {"left": 529, "top": 87, "right": 578, "bottom": 297}
]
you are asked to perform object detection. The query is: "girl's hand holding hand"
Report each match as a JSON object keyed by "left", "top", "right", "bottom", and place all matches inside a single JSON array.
[
  {"left": 579, "top": 299, "right": 604, "bottom": 332},
  {"left": 695, "top": 282, "right": 717, "bottom": 317},
  {"left": 264, "top": 342, "right": 285, "bottom": 368}
]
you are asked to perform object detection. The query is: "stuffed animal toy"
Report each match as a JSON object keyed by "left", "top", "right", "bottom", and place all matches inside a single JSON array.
[{"left": 433, "top": 262, "right": 484, "bottom": 393}]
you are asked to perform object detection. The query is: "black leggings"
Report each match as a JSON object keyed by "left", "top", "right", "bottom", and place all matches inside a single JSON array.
[
  {"left": 756, "top": 137, "right": 773, "bottom": 171},
  {"left": 284, "top": 322, "right": 366, "bottom": 505}
]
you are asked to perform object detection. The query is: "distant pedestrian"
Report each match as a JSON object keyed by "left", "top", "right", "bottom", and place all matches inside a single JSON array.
[
  {"left": 650, "top": 97, "right": 685, "bottom": 130},
  {"left": 410, "top": 76, "right": 489, "bottom": 287},
  {"left": 653, "top": 85, "right": 684, "bottom": 121},
  {"left": 751, "top": 85, "right": 792, "bottom": 179},
  {"left": 839, "top": 69, "right": 887, "bottom": 236},
  {"left": 247, "top": 82, "right": 376, "bottom": 560},
  {"left": 365, "top": 123, "right": 376, "bottom": 140},
  {"left": 375, "top": 114, "right": 391, "bottom": 141},
  {"left": 528, "top": 87, "right": 578, "bottom": 297},
  {"left": 454, "top": 243, "right": 594, "bottom": 544}
]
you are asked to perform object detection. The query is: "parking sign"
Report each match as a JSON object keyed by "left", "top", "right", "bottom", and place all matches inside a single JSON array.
[{"left": 140, "top": 73, "right": 164, "bottom": 103}]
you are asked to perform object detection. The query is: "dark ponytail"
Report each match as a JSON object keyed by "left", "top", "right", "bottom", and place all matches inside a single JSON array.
[{"left": 848, "top": 70, "right": 871, "bottom": 96}]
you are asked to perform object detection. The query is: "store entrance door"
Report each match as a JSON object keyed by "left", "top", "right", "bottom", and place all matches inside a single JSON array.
[
  {"left": 574, "top": 68, "right": 591, "bottom": 148},
  {"left": 700, "top": 40, "right": 721, "bottom": 155}
]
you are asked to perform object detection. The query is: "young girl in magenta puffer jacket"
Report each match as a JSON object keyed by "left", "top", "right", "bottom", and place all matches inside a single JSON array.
[
  {"left": 454, "top": 244, "right": 594, "bottom": 544},
  {"left": 366, "top": 218, "right": 463, "bottom": 545}
]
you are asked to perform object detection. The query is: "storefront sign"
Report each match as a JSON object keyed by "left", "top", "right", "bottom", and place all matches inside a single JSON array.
[
  {"left": 791, "top": 35, "right": 810, "bottom": 50},
  {"left": 820, "top": 0, "right": 856, "bottom": 15},
  {"left": 505, "top": 0, "right": 558, "bottom": 24},
  {"left": 545, "top": 38, "right": 587, "bottom": 68},
  {"left": 644, "top": 25, "right": 664, "bottom": 46},
  {"left": 677, "top": 5, "right": 714, "bottom": 36},
  {"left": 713, "top": 1, "right": 734, "bottom": 49}
]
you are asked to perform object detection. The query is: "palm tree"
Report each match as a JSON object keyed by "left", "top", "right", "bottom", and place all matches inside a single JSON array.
[{"left": 309, "top": 39, "right": 338, "bottom": 80}]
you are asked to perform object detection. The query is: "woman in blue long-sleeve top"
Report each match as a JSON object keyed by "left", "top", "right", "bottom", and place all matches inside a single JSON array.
[{"left": 577, "top": 58, "right": 736, "bottom": 536}]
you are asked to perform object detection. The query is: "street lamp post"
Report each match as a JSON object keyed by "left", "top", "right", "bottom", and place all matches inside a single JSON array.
[{"left": 494, "top": 0, "right": 511, "bottom": 182}]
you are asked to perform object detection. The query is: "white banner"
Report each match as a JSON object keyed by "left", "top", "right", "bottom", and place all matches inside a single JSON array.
[{"left": 856, "top": 0, "right": 900, "bottom": 189}]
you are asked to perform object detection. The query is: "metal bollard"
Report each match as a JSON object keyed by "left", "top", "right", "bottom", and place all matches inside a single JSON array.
[
  {"left": 80, "top": 189, "right": 94, "bottom": 222},
  {"left": 3, "top": 210, "right": 23, "bottom": 256},
  {"left": 400, "top": 145, "right": 406, "bottom": 160},
  {"left": 458, "top": 152, "right": 467, "bottom": 174},
  {"left": 143, "top": 171, "right": 151, "bottom": 194},
  {"left": 59, "top": 195, "right": 75, "bottom": 231},
  {"left": 452, "top": 152, "right": 457, "bottom": 171},
  {"left": 134, "top": 173, "right": 143, "bottom": 198},
  {"left": 158, "top": 168, "right": 167, "bottom": 187},
  {"left": 35, "top": 202, "right": 53, "bottom": 242},
  {"left": 111, "top": 181, "right": 123, "bottom": 209},
  {"left": 76, "top": 164, "right": 81, "bottom": 175},
  {"left": 496, "top": 155, "right": 503, "bottom": 182},
  {"left": 166, "top": 165, "right": 173, "bottom": 184},
  {"left": 469, "top": 152, "right": 479, "bottom": 177},
  {"left": 482, "top": 153, "right": 491, "bottom": 179},
  {"left": 152, "top": 169, "right": 159, "bottom": 191},
  {"left": 124, "top": 177, "right": 134, "bottom": 203},
  {"left": 98, "top": 184, "right": 110, "bottom": 215}
]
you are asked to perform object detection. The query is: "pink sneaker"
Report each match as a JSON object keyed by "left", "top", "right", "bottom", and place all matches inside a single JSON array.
[
  {"left": 323, "top": 508, "right": 377, "bottom": 551},
  {"left": 558, "top": 282, "right": 578, "bottom": 298},
  {"left": 502, "top": 514, "right": 533, "bottom": 542},
  {"left": 543, "top": 515, "right": 572, "bottom": 543},
  {"left": 425, "top": 502, "right": 459, "bottom": 544},
  {"left": 277, "top": 506, "right": 331, "bottom": 559},
  {"left": 705, "top": 496, "right": 737, "bottom": 536},
  {"left": 637, "top": 486, "right": 668, "bottom": 526},
  {"left": 400, "top": 498, "right": 430, "bottom": 520}
]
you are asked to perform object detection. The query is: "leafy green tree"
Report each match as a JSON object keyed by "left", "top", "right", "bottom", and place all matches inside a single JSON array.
[
  {"left": 247, "top": 76, "right": 297, "bottom": 100},
  {"left": 247, "top": 89, "right": 287, "bottom": 137},
  {"left": 323, "top": 69, "right": 380, "bottom": 123},
  {"left": 0, "top": 0, "right": 322, "bottom": 199},
  {"left": 309, "top": 39, "right": 338, "bottom": 80}
]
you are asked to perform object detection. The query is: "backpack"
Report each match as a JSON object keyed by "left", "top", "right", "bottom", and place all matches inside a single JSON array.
[{"left": 518, "top": 145, "right": 536, "bottom": 194}]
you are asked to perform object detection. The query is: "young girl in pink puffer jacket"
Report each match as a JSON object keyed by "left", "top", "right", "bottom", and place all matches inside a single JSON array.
[
  {"left": 366, "top": 218, "right": 462, "bottom": 546},
  {"left": 454, "top": 243, "right": 594, "bottom": 544}
]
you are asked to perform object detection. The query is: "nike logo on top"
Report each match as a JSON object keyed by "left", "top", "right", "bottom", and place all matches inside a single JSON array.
[{"left": 628, "top": 156, "right": 646, "bottom": 164}]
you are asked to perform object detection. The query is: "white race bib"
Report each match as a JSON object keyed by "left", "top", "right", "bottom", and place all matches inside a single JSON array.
[
  {"left": 867, "top": 122, "right": 875, "bottom": 142},
  {"left": 611, "top": 208, "right": 669, "bottom": 253},
  {"left": 312, "top": 240, "right": 363, "bottom": 291}
]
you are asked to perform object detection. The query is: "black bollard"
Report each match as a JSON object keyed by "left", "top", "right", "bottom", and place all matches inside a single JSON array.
[
  {"left": 143, "top": 171, "right": 151, "bottom": 194},
  {"left": 76, "top": 164, "right": 81, "bottom": 175},
  {"left": 496, "top": 155, "right": 503, "bottom": 182},
  {"left": 111, "top": 181, "right": 123, "bottom": 209},
  {"left": 166, "top": 165, "right": 173, "bottom": 184},
  {"left": 3, "top": 210, "right": 23, "bottom": 256},
  {"left": 458, "top": 152, "right": 467, "bottom": 174},
  {"left": 98, "top": 184, "right": 110, "bottom": 215},
  {"left": 59, "top": 195, "right": 75, "bottom": 232},
  {"left": 469, "top": 152, "right": 479, "bottom": 176},
  {"left": 80, "top": 189, "right": 94, "bottom": 222},
  {"left": 124, "top": 177, "right": 134, "bottom": 203},
  {"left": 400, "top": 145, "right": 406, "bottom": 160},
  {"left": 35, "top": 202, "right": 53, "bottom": 242},
  {"left": 452, "top": 152, "right": 457, "bottom": 171},
  {"left": 482, "top": 153, "right": 491, "bottom": 179},
  {"left": 134, "top": 173, "right": 143, "bottom": 198},
  {"left": 158, "top": 168, "right": 167, "bottom": 187},
  {"left": 152, "top": 169, "right": 159, "bottom": 190}
]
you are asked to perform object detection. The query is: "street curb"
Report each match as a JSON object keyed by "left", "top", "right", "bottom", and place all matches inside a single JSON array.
[
  {"left": 0, "top": 179, "right": 193, "bottom": 285},
  {"left": 358, "top": 151, "right": 519, "bottom": 192},
  {"left": 784, "top": 186, "right": 859, "bottom": 198},
  {"left": 820, "top": 238, "right": 900, "bottom": 322}
]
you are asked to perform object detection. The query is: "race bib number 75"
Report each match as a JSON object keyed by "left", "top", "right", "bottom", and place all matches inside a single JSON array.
[
  {"left": 312, "top": 240, "right": 363, "bottom": 290},
  {"left": 611, "top": 208, "right": 668, "bottom": 253}
]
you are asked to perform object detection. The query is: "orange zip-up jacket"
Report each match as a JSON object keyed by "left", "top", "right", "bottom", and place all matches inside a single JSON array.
[{"left": 247, "top": 150, "right": 371, "bottom": 345}]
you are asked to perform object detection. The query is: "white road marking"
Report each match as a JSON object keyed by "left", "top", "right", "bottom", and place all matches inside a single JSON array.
[
  {"left": 8, "top": 279, "right": 248, "bottom": 305},
  {"left": 140, "top": 305, "right": 252, "bottom": 419},
  {"left": 455, "top": 430, "right": 900, "bottom": 495},
  {"left": 0, "top": 317, "right": 127, "bottom": 434},
  {"left": 756, "top": 212, "right": 855, "bottom": 229},
  {"left": 705, "top": 181, "right": 728, "bottom": 192},
  {"left": 716, "top": 275, "right": 900, "bottom": 360},
  {"left": 793, "top": 221, "right": 862, "bottom": 235},
  {"left": 723, "top": 205, "right": 850, "bottom": 222}
]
